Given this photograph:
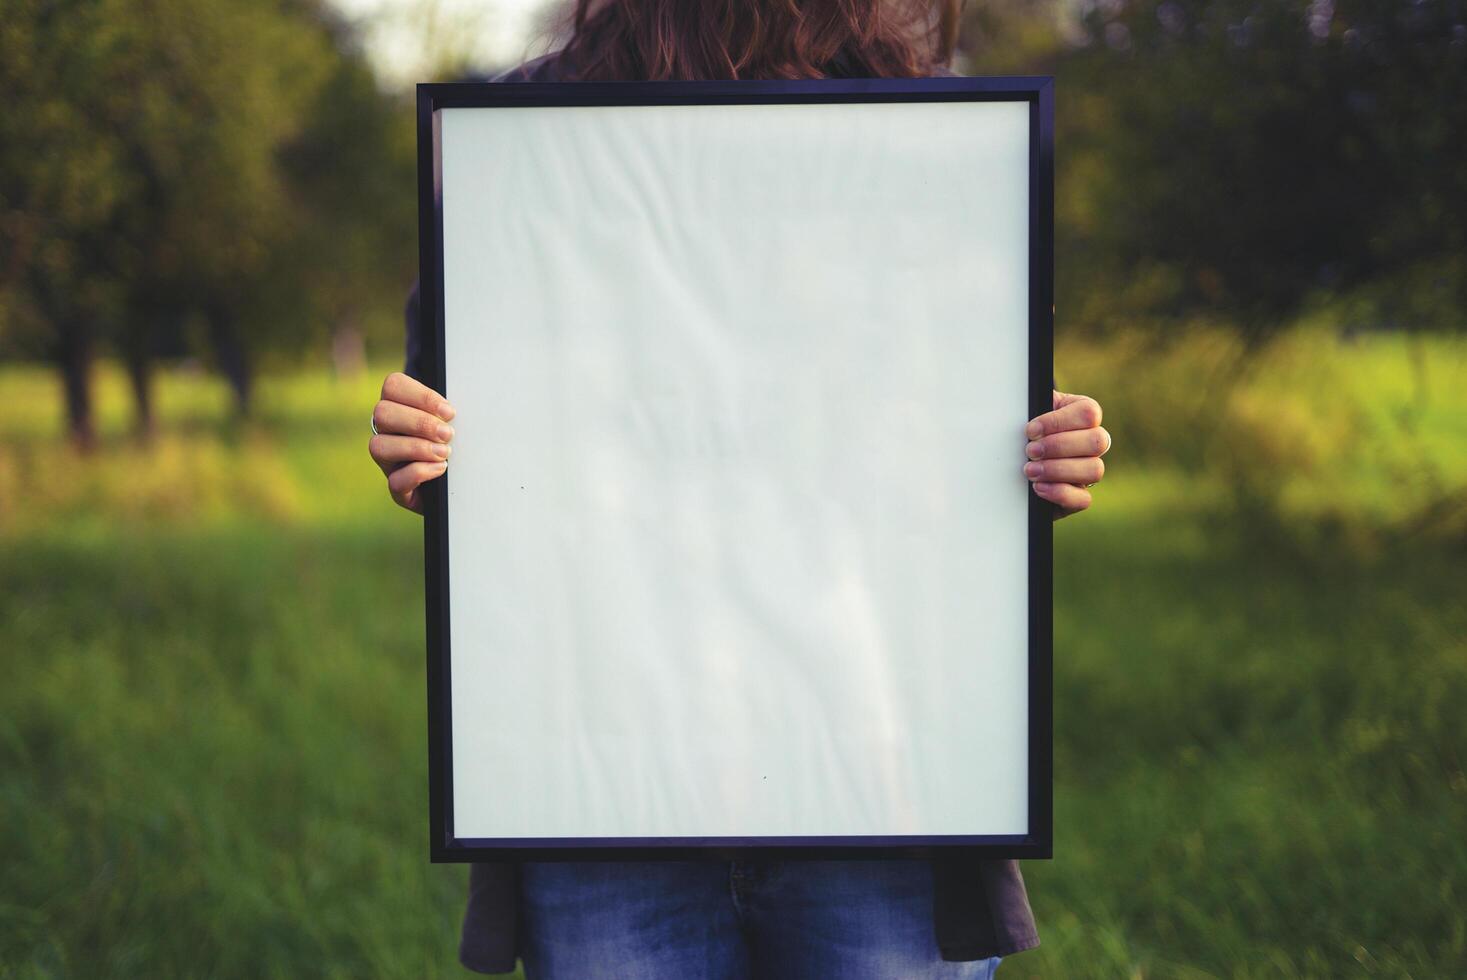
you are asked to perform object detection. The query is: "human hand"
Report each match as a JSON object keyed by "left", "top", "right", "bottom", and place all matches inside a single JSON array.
[
  {"left": 369, "top": 372, "right": 456, "bottom": 514},
  {"left": 1024, "top": 390, "right": 1110, "bottom": 519}
]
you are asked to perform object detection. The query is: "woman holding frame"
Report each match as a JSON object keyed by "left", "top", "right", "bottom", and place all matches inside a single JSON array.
[{"left": 369, "top": 1, "right": 1111, "bottom": 976}]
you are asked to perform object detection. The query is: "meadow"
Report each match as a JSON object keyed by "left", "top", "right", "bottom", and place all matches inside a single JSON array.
[{"left": 2, "top": 329, "right": 1465, "bottom": 978}]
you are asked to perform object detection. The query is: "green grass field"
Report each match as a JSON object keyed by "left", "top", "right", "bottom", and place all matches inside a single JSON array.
[{"left": 2, "top": 331, "right": 1465, "bottom": 978}]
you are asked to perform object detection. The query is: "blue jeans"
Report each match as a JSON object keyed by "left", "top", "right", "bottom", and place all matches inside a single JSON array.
[{"left": 519, "top": 860, "right": 1003, "bottom": 979}]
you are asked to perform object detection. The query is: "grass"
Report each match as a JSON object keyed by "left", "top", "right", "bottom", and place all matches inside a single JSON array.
[{"left": 1, "top": 332, "right": 1465, "bottom": 978}]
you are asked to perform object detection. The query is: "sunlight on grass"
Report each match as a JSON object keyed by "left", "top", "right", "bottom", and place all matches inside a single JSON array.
[{"left": 0, "top": 362, "right": 395, "bottom": 532}]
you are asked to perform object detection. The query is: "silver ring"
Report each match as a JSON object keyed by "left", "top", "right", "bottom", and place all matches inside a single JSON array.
[{"left": 370, "top": 415, "right": 379, "bottom": 436}]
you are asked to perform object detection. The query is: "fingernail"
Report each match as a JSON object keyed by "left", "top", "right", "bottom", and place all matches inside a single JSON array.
[
  {"left": 435, "top": 460, "right": 448, "bottom": 471},
  {"left": 1025, "top": 441, "right": 1044, "bottom": 460},
  {"left": 1033, "top": 482, "right": 1054, "bottom": 494},
  {"left": 1024, "top": 462, "right": 1042, "bottom": 479},
  {"left": 433, "top": 443, "right": 451, "bottom": 458},
  {"left": 439, "top": 402, "right": 456, "bottom": 421},
  {"left": 437, "top": 423, "right": 454, "bottom": 442},
  {"left": 1025, "top": 420, "right": 1043, "bottom": 439}
]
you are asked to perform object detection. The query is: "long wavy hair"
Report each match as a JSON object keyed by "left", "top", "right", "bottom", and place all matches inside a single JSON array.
[{"left": 553, "top": 0, "right": 962, "bottom": 81}]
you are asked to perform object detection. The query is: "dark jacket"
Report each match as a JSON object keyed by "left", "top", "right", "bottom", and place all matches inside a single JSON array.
[{"left": 405, "top": 50, "right": 1041, "bottom": 976}]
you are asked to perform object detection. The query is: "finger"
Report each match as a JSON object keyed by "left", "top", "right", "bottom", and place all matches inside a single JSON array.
[
  {"left": 1033, "top": 481, "right": 1091, "bottom": 513},
  {"left": 369, "top": 433, "right": 452, "bottom": 475},
  {"left": 387, "top": 459, "right": 448, "bottom": 511},
  {"left": 1026, "top": 425, "right": 1111, "bottom": 461},
  {"left": 393, "top": 481, "right": 423, "bottom": 514},
  {"left": 373, "top": 399, "right": 455, "bottom": 442},
  {"left": 1027, "top": 393, "right": 1101, "bottom": 439},
  {"left": 1024, "top": 457, "right": 1104, "bottom": 485},
  {"left": 382, "top": 371, "right": 455, "bottom": 421}
]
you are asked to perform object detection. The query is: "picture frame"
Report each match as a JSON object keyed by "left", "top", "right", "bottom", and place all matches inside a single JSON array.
[{"left": 416, "top": 75, "right": 1053, "bottom": 863}]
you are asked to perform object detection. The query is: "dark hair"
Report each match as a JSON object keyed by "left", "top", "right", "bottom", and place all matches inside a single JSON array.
[{"left": 553, "top": 0, "right": 961, "bottom": 81}]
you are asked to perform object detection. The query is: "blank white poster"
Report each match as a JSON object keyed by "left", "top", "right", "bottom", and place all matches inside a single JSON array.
[{"left": 439, "top": 98, "right": 1031, "bottom": 840}]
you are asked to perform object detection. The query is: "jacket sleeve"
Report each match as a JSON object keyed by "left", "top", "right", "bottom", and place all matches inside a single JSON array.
[
  {"left": 458, "top": 862, "right": 522, "bottom": 974},
  {"left": 403, "top": 278, "right": 424, "bottom": 384},
  {"left": 932, "top": 856, "right": 1041, "bottom": 960}
]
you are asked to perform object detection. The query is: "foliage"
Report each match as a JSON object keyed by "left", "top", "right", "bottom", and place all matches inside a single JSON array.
[
  {"left": 1059, "top": 320, "right": 1467, "bottom": 538},
  {"left": 267, "top": 43, "right": 419, "bottom": 374},
  {"left": 0, "top": 0, "right": 416, "bottom": 433},
  {"left": 960, "top": 0, "right": 1467, "bottom": 335}
]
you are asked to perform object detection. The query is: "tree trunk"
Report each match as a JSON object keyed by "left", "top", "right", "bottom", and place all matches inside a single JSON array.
[
  {"left": 57, "top": 316, "right": 97, "bottom": 451},
  {"left": 209, "top": 308, "right": 252, "bottom": 417},
  {"left": 125, "top": 348, "right": 156, "bottom": 441}
]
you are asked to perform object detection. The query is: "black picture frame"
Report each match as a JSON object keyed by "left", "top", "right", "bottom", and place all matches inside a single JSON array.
[{"left": 416, "top": 75, "right": 1054, "bottom": 863}]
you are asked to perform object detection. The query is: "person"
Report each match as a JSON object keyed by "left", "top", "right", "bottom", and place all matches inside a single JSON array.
[{"left": 368, "top": 1, "right": 1111, "bottom": 976}]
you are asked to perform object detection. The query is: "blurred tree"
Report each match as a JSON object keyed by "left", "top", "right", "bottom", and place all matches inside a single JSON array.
[
  {"left": 960, "top": 0, "right": 1467, "bottom": 337},
  {"left": 0, "top": 0, "right": 416, "bottom": 443},
  {"left": 270, "top": 21, "right": 418, "bottom": 386},
  {"left": 956, "top": 0, "right": 1073, "bottom": 73},
  {"left": 104, "top": 0, "right": 335, "bottom": 428},
  {"left": 0, "top": 0, "right": 134, "bottom": 447}
]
